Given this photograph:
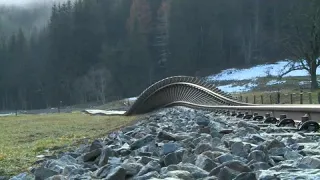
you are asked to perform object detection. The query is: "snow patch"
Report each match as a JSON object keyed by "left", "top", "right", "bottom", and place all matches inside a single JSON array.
[
  {"left": 266, "top": 80, "right": 286, "bottom": 86},
  {"left": 217, "top": 83, "right": 257, "bottom": 93},
  {"left": 126, "top": 97, "right": 138, "bottom": 101},
  {"left": 208, "top": 60, "right": 319, "bottom": 81},
  {"left": 0, "top": 113, "right": 14, "bottom": 117}
]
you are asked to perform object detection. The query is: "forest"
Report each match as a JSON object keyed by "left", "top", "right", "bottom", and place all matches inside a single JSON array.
[{"left": 0, "top": 0, "right": 319, "bottom": 110}]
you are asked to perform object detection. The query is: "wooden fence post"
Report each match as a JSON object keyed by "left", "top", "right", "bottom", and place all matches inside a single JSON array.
[
  {"left": 290, "top": 94, "right": 293, "bottom": 104},
  {"left": 260, "top": 95, "right": 264, "bottom": 104},
  {"left": 253, "top": 95, "right": 256, "bottom": 104},
  {"left": 245, "top": 97, "right": 248, "bottom": 103},
  {"left": 269, "top": 94, "right": 272, "bottom": 104},
  {"left": 277, "top": 92, "right": 280, "bottom": 104},
  {"left": 15, "top": 103, "right": 18, "bottom": 116},
  {"left": 309, "top": 92, "right": 312, "bottom": 104},
  {"left": 240, "top": 95, "right": 243, "bottom": 102},
  {"left": 318, "top": 92, "right": 320, "bottom": 104},
  {"left": 300, "top": 91, "right": 303, "bottom": 104}
]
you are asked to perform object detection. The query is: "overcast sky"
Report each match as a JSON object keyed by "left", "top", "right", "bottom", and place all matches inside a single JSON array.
[{"left": 0, "top": 0, "right": 68, "bottom": 6}]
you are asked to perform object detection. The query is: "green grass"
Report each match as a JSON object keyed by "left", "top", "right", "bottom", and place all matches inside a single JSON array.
[{"left": 0, "top": 112, "right": 138, "bottom": 177}]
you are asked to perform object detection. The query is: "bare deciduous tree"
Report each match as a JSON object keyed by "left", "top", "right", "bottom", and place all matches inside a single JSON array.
[
  {"left": 73, "top": 67, "right": 112, "bottom": 104},
  {"left": 281, "top": 0, "right": 320, "bottom": 90}
]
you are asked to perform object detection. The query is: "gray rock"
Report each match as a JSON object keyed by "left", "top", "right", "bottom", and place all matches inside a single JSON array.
[
  {"left": 298, "top": 156, "right": 320, "bottom": 168},
  {"left": 289, "top": 143, "right": 304, "bottom": 151},
  {"left": 210, "top": 160, "right": 251, "bottom": 176},
  {"left": 216, "top": 154, "right": 234, "bottom": 164},
  {"left": 247, "top": 150, "right": 266, "bottom": 162},
  {"left": 137, "top": 160, "right": 161, "bottom": 176},
  {"left": 164, "top": 152, "right": 180, "bottom": 166},
  {"left": 284, "top": 150, "right": 302, "bottom": 160},
  {"left": 162, "top": 143, "right": 180, "bottom": 155},
  {"left": 202, "top": 177, "right": 218, "bottom": 180},
  {"left": 195, "top": 143, "right": 213, "bottom": 154},
  {"left": 264, "top": 139, "right": 286, "bottom": 150},
  {"left": 269, "top": 163, "right": 296, "bottom": 171},
  {"left": 160, "top": 165, "right": 180, "bottom": 174},
  {"left": 175, "top": 149, "right": 185, "bottom": 162},
  {"left": 192, "top": 135, "right": 212, "bottom": 146},
  {"left": 178, "top": 163, "right": 209, "bottom": 179},
  {"left": 47, "top": 175, "right": 67, "bottom": 180},
  {"left": 46, "top": 155, "right": 78, "bottom": 172},
  {"left": 195, "top": 154, "right": 217, "bottom": 172},
  {"left": 138, "top": 152, "right": 152, "bottom": 157},
  {"left": 217, "top": 166, "right": 238, "bottom": 180},
  {"left": 234, "top": 172, "right": 257, "bottom": 180},
  {"left": 202, "top": 151, "right": 224, "bottom": 160},
  {"left": 9, "top": 173, "right": 34, "bottom": 180},
  {"left": 108, "top": 157, "right": 122, "bottom": 166},
  {"left": 270, "top": 156, "right": 285, "bottom": 162},
  {"left": 33, "top": 166, "right": 58, "bottom": 180},
  {"left": 166, "top": 170, "right": 193, "bottom": 180},
  {"left": 90, "top": 139, "right": 103, "bottom": 151},
  {"left": 251, "top": 144, "right": 267, "bottom": 153},
  {"left": 134, "top": 171, "right": 160, "bottom": 180},
  {"left": 196, "top": 117, "right": 210, "bottom": 126},
  {"left": 250, "top": 134, "right": 266, "bottom": 143},
  {"left": 82, "top": 148, "right": 102, "bottom": 162},
  {"left": 210, "top": 127, "right": 222, "bottom": 138},
  {"left": 121, "top": 163, "right": 143, "bottom": 177},
  {"left": 231, "top": 142, "right": 248, "bottom": 158},
  {"left": 65, "top": 168, "right": 88, "bottom": 177},
  {"left": 104, "top": 166, "right": 126, "bottom": 180},
  {"left": 249, "top": 162, "right": 270, "bottom": 171},
  {"left": 157, "top": 131, "right": 176, "bottom": 141},
  {"left": 215, "top": 153, "right": 248, "bottom": 164},
  {"left": 258, "top": 174, "right": 281, "bottom": 180},
  {"left": 98, "top": 146, "right": 115, "bottom": 167},
  {"left": 268, "top": 147, "right": 290, "bottom": 156},
  {"left": 181, "top": 138, "right": 196, "bottom": 149},
  {"left": 181, "top": 150, "right": 196, "bottom": 164},
  {"left": 137, "top": 156, "right": 159, "bottom": 165},
  {"left": 237, "top": 121, "right": 260, "bottom": 131},
  {"left": 118, "top": 149, "right": 131, "bottom": 156},
  {"left": 62, "top": 165, "right": 78, "bottom": 176},
  {"left": 94, "top": 164, "right": 114, "bottom": 178},
  {"left": 130, "top": 135, "right": 154, "bottom": 150}
]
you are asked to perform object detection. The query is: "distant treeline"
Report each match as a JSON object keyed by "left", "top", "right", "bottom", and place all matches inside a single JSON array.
[{"left": 0, "top": 0, "right": 318, "bottom": 110}]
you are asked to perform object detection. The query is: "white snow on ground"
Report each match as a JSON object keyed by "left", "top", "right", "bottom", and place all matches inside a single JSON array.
[
  {"left": 126, "top": 97, "right": 138, "bottom": 101},
  {"left": 299, "top": 81, "right": 311, "bottom": 86},
  {"left": 266, "top": 80, "right": 286, "bottom": 86},
  {"left": 218, "top": 82, "right": 258, "bottom": 93},
  {"left": 0, "top": 113, "right": 14, "bottom": 117},
  {"left": 83, "top": 109, "right": 126, "bottom": 116},
  {"left": 208, "top": 60, "right": 320, "bottom": 81},
  {"left": 206, "top": 60, "right": 320, "bottom": 93}
]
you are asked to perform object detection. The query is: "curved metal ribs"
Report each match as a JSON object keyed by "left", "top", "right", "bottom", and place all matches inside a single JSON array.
[{"left": 124, "top": 76, "right": 255, "bottom": 116}]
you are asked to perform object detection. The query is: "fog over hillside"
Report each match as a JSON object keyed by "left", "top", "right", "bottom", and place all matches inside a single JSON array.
[
  {"left": 0, "top": 0, "right": 70, "bottom": 6},
  {"left": 0, "top": 0, "right": 76, "bottom": 37}
]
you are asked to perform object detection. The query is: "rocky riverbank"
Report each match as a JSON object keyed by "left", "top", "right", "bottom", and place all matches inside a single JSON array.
[{"left": 9, "top": 107, "right": 320, "bottom": 180}]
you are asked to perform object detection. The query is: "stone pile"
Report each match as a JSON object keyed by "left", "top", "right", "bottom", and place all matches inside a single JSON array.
[{"left": 10, "top": 107, "right": 320, "bottom": 180}]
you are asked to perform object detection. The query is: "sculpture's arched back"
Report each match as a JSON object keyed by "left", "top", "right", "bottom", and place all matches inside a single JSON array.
[{"left": 124, "top": 76, "right": 254, "bottom": 116}]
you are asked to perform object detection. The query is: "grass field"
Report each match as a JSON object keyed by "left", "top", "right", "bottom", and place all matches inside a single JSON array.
[{"left": 0, "top": 112, "right": 138, "bottom": 177}]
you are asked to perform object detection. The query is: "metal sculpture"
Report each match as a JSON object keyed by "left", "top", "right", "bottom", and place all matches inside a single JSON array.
[{"left": 124, "top": 76, "right": 253, "bottom": 115}]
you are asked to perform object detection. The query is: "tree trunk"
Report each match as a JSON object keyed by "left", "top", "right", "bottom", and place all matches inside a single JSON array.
[{"left": 310, "top": 60, "right": 318, "bottom": 90}]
